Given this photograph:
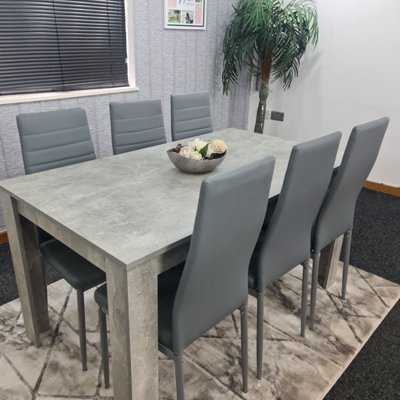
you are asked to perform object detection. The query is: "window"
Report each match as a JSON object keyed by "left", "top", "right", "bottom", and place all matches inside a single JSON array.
[{"left": 0, "top": 0, "right": 129, "bottom": 96}]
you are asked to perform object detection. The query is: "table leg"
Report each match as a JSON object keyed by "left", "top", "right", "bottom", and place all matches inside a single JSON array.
[
  {"left": 318, "top": 235, "right": 344, "bottom": 289},
  {"left": 0, "top": 194, "right": 49, "bottom": 347},
  {"left": 106, "top": 257, "right": 159, "bottom": 400}
]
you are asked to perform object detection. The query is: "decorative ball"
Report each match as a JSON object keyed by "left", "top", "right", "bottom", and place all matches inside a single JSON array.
[{"left": 212, "top": 139, "right": 227, "bottom": 154}]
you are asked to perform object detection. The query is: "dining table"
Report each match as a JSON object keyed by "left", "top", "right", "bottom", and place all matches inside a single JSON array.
[{"left": 0, "top": 127, "right": 342, "bottom": 399}]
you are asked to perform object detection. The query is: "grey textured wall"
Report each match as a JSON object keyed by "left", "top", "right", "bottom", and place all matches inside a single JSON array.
[{"left": 0, "top": 0, "right": 250, "bottom": 229}]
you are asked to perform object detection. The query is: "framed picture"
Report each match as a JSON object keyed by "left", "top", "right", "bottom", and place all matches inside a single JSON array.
[{"left": 164, "top": 0, "right": 207, "bottom": 30}]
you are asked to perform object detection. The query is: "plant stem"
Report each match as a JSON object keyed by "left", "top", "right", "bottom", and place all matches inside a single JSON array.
[
  {"left": 261, "top": 54, "right": 272, "bottom": 83},
  {"left": 254, "top": 54, "right": 272, "bottom": 134},
  {"left": 254, "top": 81, "right": 269, "bottom": 134}
]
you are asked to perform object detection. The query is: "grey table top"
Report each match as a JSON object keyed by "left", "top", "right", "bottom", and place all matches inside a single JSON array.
[{"left": 0, "top": 128, "right": 317, "bottom": 268}]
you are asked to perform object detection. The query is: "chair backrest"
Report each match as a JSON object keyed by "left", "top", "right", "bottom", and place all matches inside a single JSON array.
[
  {"left": 256, "top": 132, "right": 342, "bottom": 290},
  {"left": 313, "top": 117, "right": 389, "bottom": 251},
  {"left": 17, "top": 108, "right": 96, "bottom": 175},
  {"left": 172, "top": 156, "right": 275, "bottom": 351},
  {"left": 170, "top": 92, "right": 213, "bottom": 141},
  {"left": 109, "top": 99, "right": 167, "bottom": 154},
  {"left": 17, "top": 107, "right": 96, "bottom": 244}
]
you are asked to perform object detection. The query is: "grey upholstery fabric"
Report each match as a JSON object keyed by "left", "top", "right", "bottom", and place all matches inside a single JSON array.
[
  {"left": 17, "top": 107, "right": 105, "bottom": 371},
  {"left": 94, "top": 159, "right": 274, "bottom": 397},
  {"left": 17, "top": 108, "right": 96, "bottom": 174},
  {"left": 109, "top": 99, "right": 167, "bottom": 154},
  {"left": 41, "top": 239, "right": 105, "bottom": 290},
  {"left": 312, "top": 117, "right": 389, "bottom": 252},
  {"left": 309, "top": 118, "right": 389, "bottom": 330},
  {"left": 159, "top": 156, "right": 275, "bottom": 352},
  {"left": 170, "top": 92, "right": 213, "bottom": 141},
  {"left": 17, "top": 107, "right": 97, "bottom": 247},
  {"left": 248, "top": 132, "right": 342, "bottom": 292},
  {"left": 94, "top": 263, "right": 185, "bottom": 312},
  {"left": 94, "top": 284, "right": 108, "bottom": 311}
]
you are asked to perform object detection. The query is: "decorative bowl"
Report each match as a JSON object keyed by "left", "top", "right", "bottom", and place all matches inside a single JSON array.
[{"left": 167, "top": 149, "right": 227, "bottom": 174}]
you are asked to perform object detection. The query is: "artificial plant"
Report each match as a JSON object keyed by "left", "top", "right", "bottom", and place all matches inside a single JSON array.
[{"left": 222, "top": 0, "right": 319, "bottom": 133}]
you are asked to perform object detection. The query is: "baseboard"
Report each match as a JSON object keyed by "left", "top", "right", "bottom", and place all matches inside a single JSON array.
[
  {"left": 0, "top": 230, "right": 8, "bottom": 244},
  {"left": 364, "top": 181, "right": 400, "bottom": 197}
]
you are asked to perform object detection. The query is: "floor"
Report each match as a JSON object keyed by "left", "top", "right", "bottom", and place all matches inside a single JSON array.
[
  {"left": 0, "top": 263, "right": 399, "bottom": 400},
  {"left": 325, "top": 188, "right": 400, "bottom": 400}
]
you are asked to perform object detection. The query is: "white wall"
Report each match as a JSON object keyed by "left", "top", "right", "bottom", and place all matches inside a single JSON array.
[{"left": 248, "top": 0, "right": 400, "bottom": 186}]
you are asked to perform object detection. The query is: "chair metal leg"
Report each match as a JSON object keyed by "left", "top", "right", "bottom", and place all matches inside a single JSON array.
[
  {"left": 256, "top": 290, "right": 264, "bottom": 380},
  {"left": 301, "top": 260, "right": 310, "bottom": 337},
  {"left": 240, "top": 304, "right": 248, "bottom": 393},
  {"left": 77, "top": 289, "right": 87, "bottom": 371},
  {"left": 310, "top": 251, "right": 320, "bottom": 330},
  {"left": 99, "top": 308, "right": 110, "bottom": 388},
  {"left": 174, "top": 353, "right": 184, "bottom": 400},
  {"left": 342, "top": 230, "right": 352, "bottom": 300}
]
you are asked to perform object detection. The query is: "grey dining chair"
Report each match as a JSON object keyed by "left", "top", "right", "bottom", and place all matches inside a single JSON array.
[
  {"left": 17, "top": 108, "right": 106, "bottom": 371},
  {"left": 94, "top": 262, "right": 186, "bottom": 390},
  {"left": 248, "top": 132, "right": 342, "bottom": 379},
  {"left": 94, "top": 156, "right": 276, "bottom": 398},
  {"left": 109, "top": 99, "right": 167, "bottom": 154},
  {"left": 171, "top": 92, "right": 213, "bottom": 141},
  {"left": 309, "top": 117, "right": 389, "bottom": 330}
]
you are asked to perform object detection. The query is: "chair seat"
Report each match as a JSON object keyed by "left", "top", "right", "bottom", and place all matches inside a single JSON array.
[
  {"left": 251, "top": 197, "right": 278, "bottom": 290},
  {"left": 158, "top": 292, "right": 175, "bottom": 348},
  {"left": 94, "top": 264, "right": 183, "bottom": 349},
  {"left": 248, "top": 231, "right": 266, "bottom": 291},
  {"left": 94, "top": 282, "right": 177, "bottom": 351},
  {"left": 262, "top": 195, "right": 279, "bottom": 230},
  {"left": 94, "top": 263, "right": 185, "bottom": 315},
  {"left": 248, "top": 264, "right": 257, "bottom": 290},
  {"left": 40, "top": 238, "right": 106, "bottom": 290},
  {"left": 248, "top": 228, "right": 309, "bottom": 291},
  {"left": 158, "top": 263, "right": 184, "bottom": 300},
  {"left": 157, "top": 263, "right": 185, "bottom": 349},
  {"left": 94, "top": 284, "right": 108, "bottom": 311}
]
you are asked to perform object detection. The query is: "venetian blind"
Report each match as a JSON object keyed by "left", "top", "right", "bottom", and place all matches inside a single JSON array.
[{"left": 0, "top": 0, "right": 129, "bottom": 95}]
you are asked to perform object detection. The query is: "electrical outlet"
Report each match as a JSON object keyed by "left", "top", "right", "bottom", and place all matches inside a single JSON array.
[{"left": 271, "top": 111, "right": 284, "bottom": 122}]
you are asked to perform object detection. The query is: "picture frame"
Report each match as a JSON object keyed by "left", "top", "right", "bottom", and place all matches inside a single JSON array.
[{"left": 164, "top": 0, "right": 207, "bottom": 30}]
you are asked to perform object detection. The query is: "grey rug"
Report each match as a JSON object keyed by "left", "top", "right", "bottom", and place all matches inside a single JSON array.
[{"left": 0, "top": 263, "right": 398, "bottom": 400}]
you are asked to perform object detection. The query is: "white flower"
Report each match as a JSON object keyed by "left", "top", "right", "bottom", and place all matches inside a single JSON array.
[
  {"left": 179, "top": 146, "right": 194, "bottom": 158},
  {"left": 212, "top": 139, "right": 227, "bottom": 154},
  {"left": 188, "top": 138, "right": 208, "bottom": 152},
  {"left": 188, "top": 140, "right": 196, "bottom": 151},
  {"left": 190, "top": 151, "right": 202, "bottom": 160}
]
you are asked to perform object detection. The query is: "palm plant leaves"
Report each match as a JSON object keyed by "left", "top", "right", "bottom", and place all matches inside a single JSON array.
[{"left": 222, "top": 0, "right": 319, "bottom": 93}]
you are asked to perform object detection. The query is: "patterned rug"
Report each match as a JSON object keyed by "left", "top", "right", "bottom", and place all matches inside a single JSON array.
[{"left": 0, "top": 263, "right": 399, "bottom": 400}]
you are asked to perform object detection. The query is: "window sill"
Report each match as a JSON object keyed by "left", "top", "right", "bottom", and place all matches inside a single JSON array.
[{"left": 0, "top": 86, "right": 139, "bottom": 106}]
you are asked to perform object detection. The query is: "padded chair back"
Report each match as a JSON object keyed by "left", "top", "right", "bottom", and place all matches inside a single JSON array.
[
  {"left": 109, "top": 99, "right": 167, "bottom": 154},
  {"left": 313, "top": 117, "right": 389, "bottom": 251},
  {"left": 17, "top": 107, "right": 96, "bottom": 244},
  {"left": 256, "top": 132, "right": 342, "bottom": 290},
  {"left": 172, "top": 157, "right": 275, "bottom": 351},
  {"left": 171, "top": 92, "right": 213, "bottom": 141},
  {"left": 17, "top": 108, "right": 96, "bottom": 175}
]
